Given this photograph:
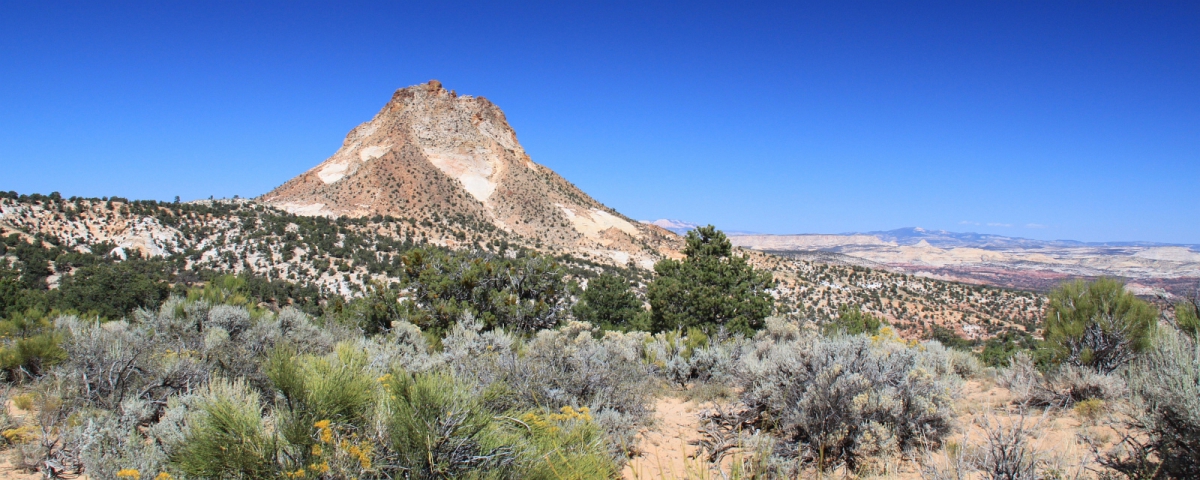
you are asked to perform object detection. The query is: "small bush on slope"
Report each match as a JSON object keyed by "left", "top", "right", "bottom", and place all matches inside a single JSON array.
[
  {"left": 998, "top": 350, "right": 1128, "bottom": 407},
  {"left": 923, "top": 408, "right": 1061, "bottom": 480},
  {"left": 646, "top": 326, "right": 749, "bottom": 387},
  {"left": 821, "top": 304, "right": 884, "bottom": 337},
  {"left": 1174, "top": 294, "right": 1200, "bottom": 341}
]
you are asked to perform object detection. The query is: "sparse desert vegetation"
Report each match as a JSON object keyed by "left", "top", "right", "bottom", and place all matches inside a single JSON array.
[{"left": 2, "top": 193, "right": 1198, "bottom": 478}]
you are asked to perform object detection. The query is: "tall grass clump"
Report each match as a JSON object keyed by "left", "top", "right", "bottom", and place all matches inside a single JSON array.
[
  {"left": 174, "top": 378, "right": 274, "bottom": 478},
  {"left": 267, "top": 343, "right": 377, "bottom": 471},
  {"left": 1104, "top": 326, "right": 1200, "bottom": 479},
  {"left": 383, "top": 370, "right": 515, "bottom": 477}
]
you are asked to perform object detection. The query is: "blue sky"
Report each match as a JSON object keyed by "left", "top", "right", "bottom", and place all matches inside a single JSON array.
[{"left": 1, "top": 2, "right": 1197, "bottom": 243}]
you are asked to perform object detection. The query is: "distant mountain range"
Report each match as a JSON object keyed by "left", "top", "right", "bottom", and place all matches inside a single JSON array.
[
  {"left": 637, "top": 220, "right": 1198, "bottom": 294},
  {"left": 640, "top": 219, "right": 698, "bottom": 235},
  {"left": 643, "top": 221, "right": 1197, "bottom": 250},
  {"left": 639, "top": 219, "right": 760, "bottom": 236},
  {"left": 858, "top": 227, "right": 1199, "bottom": 250}
]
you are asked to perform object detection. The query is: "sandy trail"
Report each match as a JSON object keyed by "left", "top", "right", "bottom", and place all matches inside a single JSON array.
[{"left": 623, "top": 396, "right": 706, "bottom": 479}]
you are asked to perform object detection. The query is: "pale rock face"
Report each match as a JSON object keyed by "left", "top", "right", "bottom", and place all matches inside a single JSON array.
[
  {"left": 359, "top": 145, "right": 391, "bottom": 162},
  {"left": 276, "top": 202, "right": 332, "bottom": 217},
  {"left": 557, "top": 204, "right": 641, "bottom": 240},
  {"left": 317, "top": 163, "right": 349, "bottom": 184},
  {"left": 423, "top": 148, "right": 499, "bottom": 202},
  {"left": 316, "top": 145, "right": 392, "bottom": 184}
]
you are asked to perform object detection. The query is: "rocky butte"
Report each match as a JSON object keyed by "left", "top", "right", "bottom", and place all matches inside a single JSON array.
[{"left": 262, "top": 80, "right": 678, "bottom": 268}]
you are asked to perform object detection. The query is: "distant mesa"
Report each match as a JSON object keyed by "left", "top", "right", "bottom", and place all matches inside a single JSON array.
[{"left": 726, "top": 227, "right": 1200, "bottom": 294}]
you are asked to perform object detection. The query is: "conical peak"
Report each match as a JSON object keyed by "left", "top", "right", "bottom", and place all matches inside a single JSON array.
[{"left": 261, "top": 82, "right": 679, "bottom": 269}]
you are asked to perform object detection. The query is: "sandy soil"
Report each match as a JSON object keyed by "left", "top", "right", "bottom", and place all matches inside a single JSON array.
[
  {"left": 622, "top": 396, "right": 706, "bottom": 479},
  {"left": 623, "top": 379, "right": 1120, "bottom": 479}
]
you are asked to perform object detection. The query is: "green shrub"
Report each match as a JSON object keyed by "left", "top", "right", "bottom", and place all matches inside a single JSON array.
[
  {"left": 0, "top": 309, "right": 65, "bottom": 382},
  {"left": 383, "top": 370, "right": 515, "bottom": 478},
  {"left": 1043, "top": 278, "right": 1156, "bottom": 374},
  {"left": 508, "top": 406, "right": 618, "bottom": 479},
  {"left": 1175, "top": 296, "right": 1199, "bottom": 341},
  {"left": 174, "top": 379, "right": 274, "bottom": 478},
  {"left": 267, "top": 343, "right": 376, "bottom": 468},
  {"left": 572, "top": 273, "right": 644, "bottom": 331},
  {"left": 822, "top": 305, "right": 883, "bottom": 336}
]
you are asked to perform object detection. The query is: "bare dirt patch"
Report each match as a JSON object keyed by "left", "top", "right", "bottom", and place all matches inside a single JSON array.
[{"left": 623, "top": 396, "right": 706, "bottom": 479}]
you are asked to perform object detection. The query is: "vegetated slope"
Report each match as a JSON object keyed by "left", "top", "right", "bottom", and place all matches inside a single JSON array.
[
  {"left": 0, "top": 195, "right": 623, "bottom": 299},
  {"left": 746, "top": 250, "right": 1045, "bottom": 339},
  {"left": 261, "top": 80, "right": 679, "bottom": 269},
  {"left": 1, "top": 194, "right": 1046, "bottom": 339}
]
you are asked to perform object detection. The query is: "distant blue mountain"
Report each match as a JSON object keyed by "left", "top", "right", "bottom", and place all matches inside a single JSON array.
[
  {"left": 642, "top": 219, "right": 757, "bottom": 236},
  {"left": 855, "top": 227, "right": 1195, "bottom": 249}
]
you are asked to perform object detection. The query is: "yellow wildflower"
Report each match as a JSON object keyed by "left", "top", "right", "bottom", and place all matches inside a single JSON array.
[
  {"left": 154, "top": 473, "right": 173, "bottom": 480},
  {"left": 313, "top": 419, "right": 331, "bottom": 430},
  {"left": 310, "top": 461, "right": 331, "bottom": 474},
  {"left": 2, "top": 425, "right": 37, "bottom": 444},
  {"left": 115, "top": 469, "right": 140, "bottom": 479}
]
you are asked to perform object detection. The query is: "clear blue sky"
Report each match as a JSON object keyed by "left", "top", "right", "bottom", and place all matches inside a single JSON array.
[{"left": 2, "top": 2, "right": 1197, "bottom": 243}]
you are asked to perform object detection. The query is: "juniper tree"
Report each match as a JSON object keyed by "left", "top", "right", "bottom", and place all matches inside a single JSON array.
[
  {"left": 647, "top": 225, "right": 775, "bottom": 335},
  {"left": 572, "top": 273, "right": 645, "bottom": 331}
]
